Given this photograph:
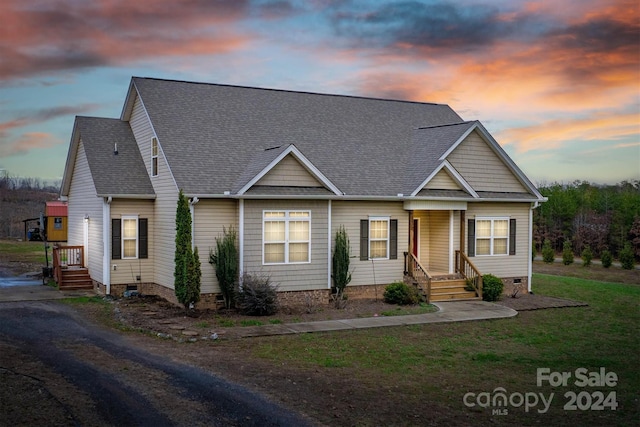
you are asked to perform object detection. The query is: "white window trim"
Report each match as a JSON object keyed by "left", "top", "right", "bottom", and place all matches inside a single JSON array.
[
  {"left": 475, "top": 217, "right": 509, "bottom": 257},
  {"left": 151, "top": 137, "right": 158, "bottom": 177},
  {"left": 369, "top": 216, "right": 390, "bottom": 260},
  {"left": 122, "top": 215, "right": 139, "bottom": 259},
  {"left": 262, "top": 210, "right": 311, "bottom": 265}
]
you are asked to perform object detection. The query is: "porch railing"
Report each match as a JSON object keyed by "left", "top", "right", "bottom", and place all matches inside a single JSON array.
[
  {"left": 53, "top": 245, "right": 84, "bottom": 284},
  {"left": 455, "top": 250, "right": 483, "bottom": 299},
  {"left": 405, "top": 252, "right": 432, "bottom": 302}
]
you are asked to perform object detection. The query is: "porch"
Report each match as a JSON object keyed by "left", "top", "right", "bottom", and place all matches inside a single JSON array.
[
  {"left": 52, "top": 246, "right": 93, "bottom": 290},
  {"left": 404, "top": 208, "right": 483, "bottom": 302}
]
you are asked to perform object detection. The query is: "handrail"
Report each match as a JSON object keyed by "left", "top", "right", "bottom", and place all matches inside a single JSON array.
[
  {"left": 455, "top": 250, "right": 483, "bottom": 299},
  {"left": 52, "top": 245, "right": 84, "bottom": 286},
  {"left": 406, "top": 252, "right": 432, "bottom": 302}
]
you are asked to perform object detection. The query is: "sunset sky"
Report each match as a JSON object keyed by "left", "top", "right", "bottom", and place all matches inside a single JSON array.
[{"left": 1, "top": 0, "right": 638, "bottom": 186}]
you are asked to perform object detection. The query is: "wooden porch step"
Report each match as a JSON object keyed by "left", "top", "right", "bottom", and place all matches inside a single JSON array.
[
  {"left": 59, "top": 268, "right": 93, "bottom": 290},
  {"left": 429, "top": 278, "right": 479, "bottom": 301}
]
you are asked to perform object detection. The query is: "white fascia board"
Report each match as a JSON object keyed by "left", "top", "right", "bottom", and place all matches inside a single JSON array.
[
  {"left": 237, "top": 144, "right": 343, "bottom": 196},
  {"left": 60, "top": 120, "right": 81, "bottom": 196},
  {"left": 410, "top": 160, "right": 478, "bottom": 198},
  {"left": 119, "top": 79, "right": 137, "bottom": 121}
]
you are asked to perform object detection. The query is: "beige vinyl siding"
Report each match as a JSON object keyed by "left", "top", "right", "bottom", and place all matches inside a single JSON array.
[
  {"left": 256, "top": 154, "right": 323, "bottom": 187},
  {"left": 67, "top": 139, "right": 104, "bottom": 283},
  {"left": 467, "top": 202, "right": 530, "bottom": 278},
  {"left": 243, "top": 200, "right": 328, "bottom": 291},
  {"left": 447, "top": 130, "right": 528, "bottom": 192},
  {"left": 109, "top": 200, "right": 154, "bottom": 285},
  {"left": 129, "top": 92, "right": 178, "bottom": 290},
  {"left": 192, "top": 199, "right": 238, "bottom": 293},
  {"left": 424, "top": 169, "right": 461, "bottom": 190},
  {"left": 413, "top": 210, "right": 460, "bottom": 274},
  {"left": 332, "top": 201, "right": 407, "bottom": 286}
]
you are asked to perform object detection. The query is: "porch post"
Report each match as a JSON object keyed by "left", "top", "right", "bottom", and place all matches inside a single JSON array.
[{"left": 459, "top": 210, "right": 465, "bottom": 272}]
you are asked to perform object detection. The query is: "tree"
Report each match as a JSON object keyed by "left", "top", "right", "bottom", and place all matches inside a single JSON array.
[
  {"left": 331, "top": 225, "right": 352, "bottom": 308},
  {"left": 601, "top": 249, "right": 613, "bottom": 268},
  {"left": 562, "top": 240, "right": 574, "bottom": 265},
  {"left": 209, "top": 227, "right": 238, "bottom": 309},
  {"left": 619, "top": 243, "right": 635, "bottom": 270},
  {"left": 542, "top": 239, "right": 555, "bottom": 263},
  {"left": 174, "top": 190, "right": 200, "bottom": 309},
  {"left": 581, "top": 245, "right": 592, "bottom": 267}
]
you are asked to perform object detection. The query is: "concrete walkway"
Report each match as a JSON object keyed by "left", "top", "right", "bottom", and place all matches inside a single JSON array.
[{"left": 228, "top": 300, "right": 518, "bottom": 338}]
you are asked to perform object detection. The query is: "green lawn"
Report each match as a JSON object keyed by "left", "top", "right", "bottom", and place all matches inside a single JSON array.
[{"left": 231, "top": 274, "right": 639, "bottom": 426}]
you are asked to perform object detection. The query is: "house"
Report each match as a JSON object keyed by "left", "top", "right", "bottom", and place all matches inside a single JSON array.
[{"left": 59, "top": 77, "right": 545, "bottom": 307}]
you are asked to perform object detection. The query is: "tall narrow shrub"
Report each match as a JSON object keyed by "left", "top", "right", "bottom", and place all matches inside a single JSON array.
[
  {"left": 619, "top": 243, "right": 635, "bottom": 270},
  {"left": 542, "top": 239, "right": 555, "bottom": 263},
  {"left": 186, "top": 246, "right": 202, "bottom": 307},
  {"left": 332, "top": 225, "right": 352, "bottom": 306},
  {"left": 174, "top": 190, "right": 199, "bottom": 309},
  {"left": 562, "top": 240, "right": 574, "bottom": 265},
  {"left": 601, "top": 249, "right": 613, "bottom": 268},
  {"left": 209, "top": 227, "right": 238, "bottom": 309},
  {"left": 581, "top": 245, "right": 593, "bottom": 267}
]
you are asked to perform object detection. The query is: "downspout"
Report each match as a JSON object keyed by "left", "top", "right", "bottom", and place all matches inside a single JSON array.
[
  {"left": 239, "top": 199, "right": 244, "bottom": 279},
  {"left": 103, "top": 196, "right": 112, "bottom": 295},
  {"left": 528, "top": 201, "right": 539, "bottom": 293},
  {"left": 327, "top": 200, "right": 332, "bottom": 289},
  {"left": 189, "top": 197, "right": 199, "bottom": 250}
]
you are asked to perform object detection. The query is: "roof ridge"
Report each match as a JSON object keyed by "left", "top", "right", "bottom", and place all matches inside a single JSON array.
[
  {"left": 416, "top": 121, "right": 475, "bottom": 130},
  {"left": 132, "top": 76, "right": 449, "bottom": 107}
]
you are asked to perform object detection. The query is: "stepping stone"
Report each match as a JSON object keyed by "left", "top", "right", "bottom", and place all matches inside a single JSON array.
[
  {"left": 158, "top": 320, "right": 174, "bottom": 324},
  {"left": 168, "top": 325, "right": 185, "bottom": 330},
  {"left": 182, "top": 330, "right": 198, "bottom": 336}
]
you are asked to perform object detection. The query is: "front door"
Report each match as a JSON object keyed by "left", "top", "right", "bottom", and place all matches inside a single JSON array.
[{"left": 412, "top": 218, "right": 419, "bottom": 258}]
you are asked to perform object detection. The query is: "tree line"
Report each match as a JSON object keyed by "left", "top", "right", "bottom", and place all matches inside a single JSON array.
[
  {"left": 0, "top": 174, "right": 60, "bottom": 239},
  {"left": 533, "top": 180, "right": 640, "bottom": 260}
]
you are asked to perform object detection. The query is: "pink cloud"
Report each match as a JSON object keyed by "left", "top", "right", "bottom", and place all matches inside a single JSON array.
[
  {"left": 0, "top": 132, "right": 60, "bottom": 156},
  {"left": 0, "top": 0, "right": 253, "bottom": 80}
]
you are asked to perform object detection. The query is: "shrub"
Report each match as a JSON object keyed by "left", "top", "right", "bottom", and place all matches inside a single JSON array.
[
  {"left": 581, "top": 245, "right": 593, "bottom": 267},
  {"left": 481, "top": 274, "right": 504, "bottom": 302},
  {"left": 383, "top": 282, "right": 420, "bottom": 305},
  {"left": 174, "top": 190, "right": 200, "bottom": 309},
  {"left": 331, "top": 225, "right": 352, "bottom": 308},
  {"left": 601, "top": 249, "right": 613, "bottom": 268},
  {"left": 542, "top": 239, "right": 555, "bottom": 263},
  {"left": 209, "top": 227, "right": 238, "bottom": 309},
  {"left": 619, "top": 243, "right": 635, "bottom": 270},
  {"left": 237, "top": 273, "right": 278, "bottom": 316},
  {"left": 562, "top": 240, "right": 574, "bottom": 265}
]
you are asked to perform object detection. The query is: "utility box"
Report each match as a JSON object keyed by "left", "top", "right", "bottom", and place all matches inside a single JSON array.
[{"left": 45, "top": 201, "right": 68, "bottom": 242}]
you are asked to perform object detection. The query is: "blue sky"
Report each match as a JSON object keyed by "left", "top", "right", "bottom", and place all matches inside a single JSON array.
[{"left": 1, "top": 0, "right": 638, "bottom": 185}]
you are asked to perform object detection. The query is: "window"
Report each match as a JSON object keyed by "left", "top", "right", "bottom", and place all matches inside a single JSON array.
[
  {"left": 360, "top": 218, "right": 398, "bottom": 260},
  {"left": 111, "top": 217, "right": 148, "bottom": 260},
  {"left": 369, "top": 217, "right": 390, "bottom": 259},
  {"left": 475, "top": 218, "right": 509, "bottom": 256},
  {"left": 122, "top": 217, "right": 138, "bottom": 258},
  {"left": 263, "top": 211, "right": 310, "bottom": 264},
  {"left": 151, "top": 137, "right": 158, "bottom": 176},
  {"left": 54, "top": 217, "right": 63, "bottom": 229}
]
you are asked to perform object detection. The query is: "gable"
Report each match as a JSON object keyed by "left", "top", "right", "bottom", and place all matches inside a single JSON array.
[
  {"left": 423, "top": 168, "right": 462, "bottom": 191},
  {"left": 446, "top": 130, "right": 528, "bottom": 193},
  {"left": 255, "top": 154, "right": 324, "bottom": 187}
]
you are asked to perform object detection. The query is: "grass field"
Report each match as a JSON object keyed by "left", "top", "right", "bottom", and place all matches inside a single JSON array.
[{"left": 227, "top": 274, "right": 639, "bottom": 426}]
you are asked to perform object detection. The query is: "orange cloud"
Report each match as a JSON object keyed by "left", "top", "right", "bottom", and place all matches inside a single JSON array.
[
  {"left": 0, "top": 132, "right": 60, "bottom": 156},
  {"left": 496, "top": 113, "right": 640, "bottom": 153}
]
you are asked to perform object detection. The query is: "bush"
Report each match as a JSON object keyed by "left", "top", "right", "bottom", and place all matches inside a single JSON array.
[
  {"left": 383, "top": 282, "right": 420, "bottom": 305},
  {"left": 331, "top": 225, "right": 352, "bottom": 308},
  {"left": 581, "top": 245, "right": 593, "bottom": 267},
  {"left": 481, "top": 274, "right": 504, "bottom": 302},
  {"left": 562, "top": 240, "right": 574, "bottom": 265},
  {"left": 209, "top": 227, "right": 238, "bottom": 309},
  {"left": 601, "top": 249, "right": 613, "bottom": 268},
  {"left": 542, "top": 239, "right": 555, "bottom": 263},
  {"left": 237, "top": 273, "right": 278, "bottom": 316},
  {"left": 619, "top": 243, "right": 635, "bottom": 270}
]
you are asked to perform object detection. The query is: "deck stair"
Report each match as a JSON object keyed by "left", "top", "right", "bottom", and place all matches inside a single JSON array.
[
  {"left": 429, "top": 274, "right": 479, "bottom": 302},
  {"left": 58, "top": 267, "right": 93, "bottom": 290}
]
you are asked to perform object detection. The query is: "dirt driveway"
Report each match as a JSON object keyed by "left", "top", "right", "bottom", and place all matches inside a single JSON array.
[{"left": 0, "top": 301, "right": 312, "bottom": 426}]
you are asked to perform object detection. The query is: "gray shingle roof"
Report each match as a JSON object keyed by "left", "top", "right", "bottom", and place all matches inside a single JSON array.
[
  {"left": 131, "top": 77, "right": 464, "bottom": 197},
  {"left": 76, "top": 117, "right": 155, "bottom": 197}
]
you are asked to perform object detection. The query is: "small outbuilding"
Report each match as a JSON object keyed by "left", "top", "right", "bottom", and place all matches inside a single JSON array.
[{"left": 45, "top": 201, "right": 68, "bottom": 242}]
